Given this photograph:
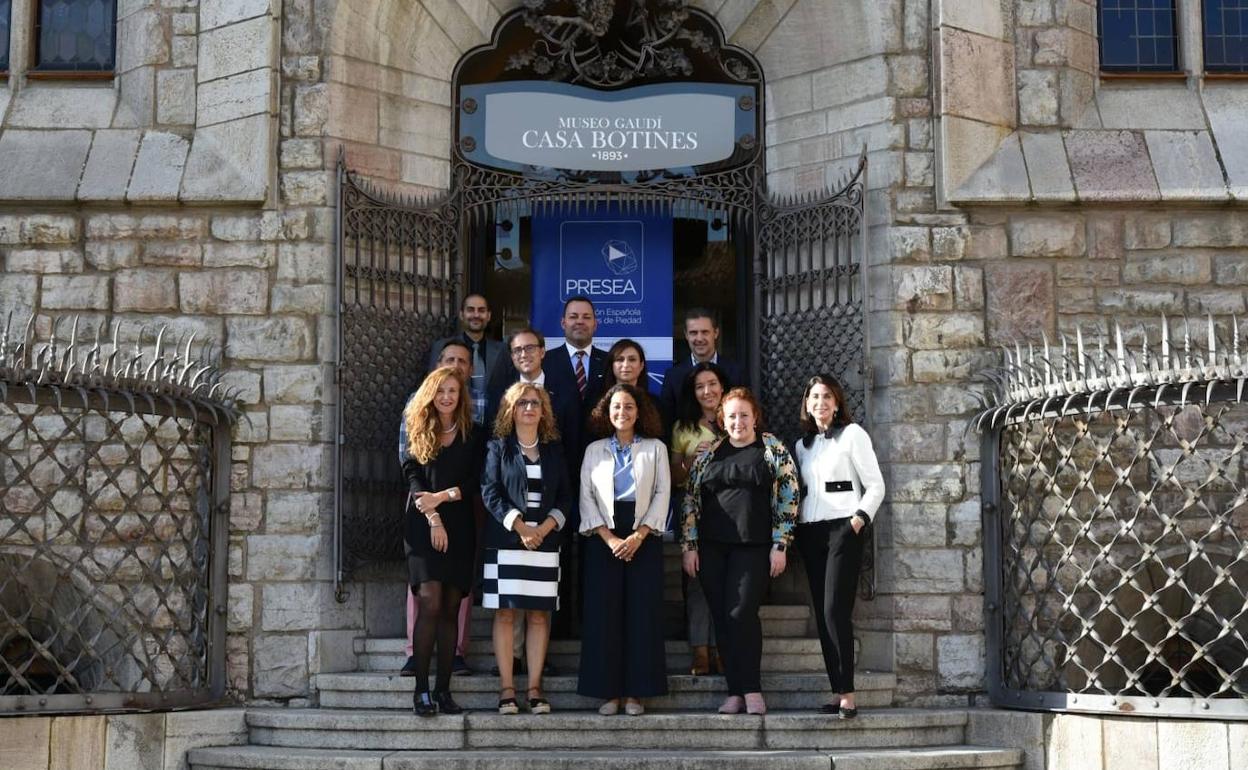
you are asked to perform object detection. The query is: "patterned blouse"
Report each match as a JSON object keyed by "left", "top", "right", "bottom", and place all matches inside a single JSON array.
[{"left": 680, "top": 432, "right": 800, "bottom": 551}]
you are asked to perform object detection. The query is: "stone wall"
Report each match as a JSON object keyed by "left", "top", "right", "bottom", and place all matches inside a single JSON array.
[{"left": 0, "top": 710, "right": 246, "bottom": 770}]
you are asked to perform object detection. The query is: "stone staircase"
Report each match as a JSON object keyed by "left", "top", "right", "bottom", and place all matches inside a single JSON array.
[{"left": 188, "top": 602, "right": 1021, "bottom": 770}]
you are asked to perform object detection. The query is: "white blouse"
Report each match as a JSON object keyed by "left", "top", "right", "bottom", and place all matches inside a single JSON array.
[{"left": 794, "top": 423, "right": 885, "bottom": 524}]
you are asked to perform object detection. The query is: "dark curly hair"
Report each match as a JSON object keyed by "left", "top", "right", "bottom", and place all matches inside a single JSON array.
[
  {"left": 588, "top": 383, "right": 664, "bottom": 439},
  {"left": 673, "top": 361, "right": 730, "bottom": 436}
]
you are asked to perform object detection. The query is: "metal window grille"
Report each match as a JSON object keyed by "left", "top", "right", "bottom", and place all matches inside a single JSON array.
[
  {"left": 34, "top": 0, "right": 116, "bottom": 72},
  {"left": 977, "top": 319, "right": 1248, "bottom": 719},
  {"left": 1099, "top": 0, "right": 1180, "bottom": 72},
  {"left": 0, "top": 0, "right": 11, "bottom": 71},
  {"left": 0, "top": 315, "right": 238, "bottom": 714},
  {"left": 1204, "top": 0, "right": 1248, "bottom": 72}
]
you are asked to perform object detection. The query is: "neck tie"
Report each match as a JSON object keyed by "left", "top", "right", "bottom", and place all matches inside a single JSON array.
[
  {"left": 472, "top": 340, "right": 484, "bottom": 379},
  {"left": 575, "top": 350, "right": 587, "bottom": 397}
]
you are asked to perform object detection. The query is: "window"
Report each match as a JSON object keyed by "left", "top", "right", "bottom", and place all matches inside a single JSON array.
[
  {"left": 1204, "top": 0, "right": 1248, "bottom": 72},
  {"left": 33, "top": 0, "right": 116, "bottom": 72},
  {"left": 1098, "top": 0, "right": 1181, "bottom": 71},
  {"left": 0, "top": 0, "right": 11, "bottom": 72}
]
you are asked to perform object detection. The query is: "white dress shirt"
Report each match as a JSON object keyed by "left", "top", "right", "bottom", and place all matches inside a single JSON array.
[{"left": 794, "top": 423, "right": 885, "bottom": 523}]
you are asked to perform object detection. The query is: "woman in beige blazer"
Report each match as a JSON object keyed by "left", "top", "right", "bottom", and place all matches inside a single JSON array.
[{"left": 576, "top": 383, "right": 671, "bottom": 715}]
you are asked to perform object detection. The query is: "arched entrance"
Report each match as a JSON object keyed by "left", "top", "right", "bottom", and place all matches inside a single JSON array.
[{"left": 332, "top": 2, "right": 870, "bottom": 603}]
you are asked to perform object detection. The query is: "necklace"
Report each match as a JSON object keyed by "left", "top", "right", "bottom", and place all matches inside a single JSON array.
[
  {"left": 518, "top": 435, "right": 539, "bottom": 449},
  {"left": 440, "top": 423, "right": 458, "bottom": 434}
]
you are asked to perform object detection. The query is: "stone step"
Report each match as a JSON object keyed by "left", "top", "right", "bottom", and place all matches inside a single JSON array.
[
  {"left": 242, "top": 708, "right": 960, "bottom": 752},
  {"left": 315, "top": 671, "right": 895, "bottom": 712},
  {"left": 189, "top": 745, "right": 1024, "bottom": 770},
  {"left": 357, "top": 637, "right": 829, "bottom": 674},
  {"left": 463, "top": 604, "right": 813, "bottom": 640}
]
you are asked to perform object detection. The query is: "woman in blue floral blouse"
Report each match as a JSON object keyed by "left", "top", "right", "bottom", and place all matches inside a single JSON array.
[{"left": 680, "top": 387, "right": 799, "bottom": 715}]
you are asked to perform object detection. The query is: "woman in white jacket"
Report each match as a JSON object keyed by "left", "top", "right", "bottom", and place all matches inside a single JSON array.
[
  {"left": 576, "top": 383, "right": 671, "bottom": 716},
  {"left": 793, "top": 374, "right": 885, "bottom": 720}
]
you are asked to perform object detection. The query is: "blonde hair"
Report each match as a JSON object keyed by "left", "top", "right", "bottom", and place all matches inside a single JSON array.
[
  {"left": 403, "top": 366, "right": 473, "bottom": 464},
  {"left": 493, "top": 382, "right": 560, "bottom": 442}
]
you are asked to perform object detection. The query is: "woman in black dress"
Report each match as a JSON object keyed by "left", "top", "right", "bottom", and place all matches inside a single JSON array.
[
  {"left": 481, "top": 382, "right": 573, "bottom": 715},
  {"left": 401, "top": 365, "right": 480, "bottom": 716}
]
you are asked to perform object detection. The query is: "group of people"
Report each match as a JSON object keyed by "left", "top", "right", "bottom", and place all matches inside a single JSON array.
[{"left": 398, "top": 293, "right": 885, "bottom": 719}]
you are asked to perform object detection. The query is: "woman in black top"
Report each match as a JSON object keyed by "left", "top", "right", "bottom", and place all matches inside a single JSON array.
[
  {"left": 481, "top": 382, "right": 573, "bottom": 715},
  {"left": 681, "top": 387, "right": 800, "bottom": 715},
  {"left": 401, "top": 366, "right": 480, "bottom": 716}
]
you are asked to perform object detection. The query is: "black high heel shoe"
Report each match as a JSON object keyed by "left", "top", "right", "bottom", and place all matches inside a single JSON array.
[
  {"left": 433, "top": 690, "right": 463, "bottom": 715},
  {"left": 413, "top": 691, "right": 437, "bottom": 717}
]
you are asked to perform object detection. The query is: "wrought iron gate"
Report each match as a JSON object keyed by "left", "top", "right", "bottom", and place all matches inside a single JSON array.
[
  {"left": 334, "top": 167, "right": 460, "bottom": 580},
  {"left": 977, "top": 319, "right": 1248, "bottom": 719},
  {"left": 756, "top": 162, "right": 873, "bottom": 597},
  {"left": 0, "top": 315, "right": 236, "bottom": 714}
]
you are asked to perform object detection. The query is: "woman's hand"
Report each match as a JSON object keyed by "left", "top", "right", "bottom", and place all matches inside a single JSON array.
[
  {"left": 694, "top": 441, "right": 713, "bottom": 455},
  {"left": 412, "top": 491, "right": 441, "bottom": 515},
  {"left": 514, "top": 521, "right": 542, "bottom": 550},
  {"left": 851, "top": 515, "right": 866, "bottom": 535},
  {"left": 430, "top": 523, "right": 449, "bottom": 553},
  {"left": 682, "top": 550, "right": 699, "bottom": 577},
  {"left": 769, "top": 548, "right": 787, "bottom": 578},
  {"left": 611, "top": 532, "right": 643, "bottom": 561}
]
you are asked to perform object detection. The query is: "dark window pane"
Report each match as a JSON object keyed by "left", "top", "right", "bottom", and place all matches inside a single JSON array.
[
  {"left": 1099, "top": 0, "right": 1180, "bottom": 71},
  {"left": 36, "top": 0, "right": 116, "bottom": 71},
  {"left": 1205, "top": 0, "right": 1248, "bottom": 72},
  {"left": 0, "top": 0, "right": 11, "bottom": 71}
]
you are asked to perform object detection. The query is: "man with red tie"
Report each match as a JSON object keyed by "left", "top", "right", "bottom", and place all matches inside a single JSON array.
[{"left": 537, "top": 296, "right": 608, "bottom": 637}]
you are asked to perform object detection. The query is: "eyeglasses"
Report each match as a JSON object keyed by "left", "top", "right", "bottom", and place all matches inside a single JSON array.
[
  {"left": 511, "top": 344, "right": 541, "bottom": 356},
  {"left": 516, "top": 399, "right": 542, "bottom": 411}
]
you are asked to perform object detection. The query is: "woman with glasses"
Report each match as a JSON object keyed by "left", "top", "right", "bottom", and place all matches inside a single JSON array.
[
  {"left": 681, "top": 387, "right": 799, "bottom": 715},
  {"left": 669, "top": 362, "right": 730, "bottom": 676},
  {"left": 794, "top": 374, "right": 884, "bottom": 720},
  {"left": 481, "top": 382, "right": 573, "bottom": 715},
  {"left": 401, "top": 366, "right": 479, "bottom": 716},
  {"left": 577, "top": 383, "right": 671, "bottom": 716}
]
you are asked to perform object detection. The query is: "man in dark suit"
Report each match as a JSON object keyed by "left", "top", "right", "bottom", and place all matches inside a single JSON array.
[
  {"left": 541, "top": 295, "right": 609, "bottom": 421},
  {"left": 659, "top": 307, "right": 745, "bottom": 425},
  {"left": 427, "top": 293, "right": 506, "bottom": 427}
]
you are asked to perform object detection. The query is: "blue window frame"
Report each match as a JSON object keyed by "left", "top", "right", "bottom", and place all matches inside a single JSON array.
[
  {"left": 0, "top": 0, "right": 12, "bottom": 72},
  {"left": 34, "top": 0, "right": 117, "bottom": 72},
  {"left": 1099, "top": 0, "right": 1180, "bottom": 72},
  {"left": 1204, "top": 0, "right": 1248, "bottom": 72}
]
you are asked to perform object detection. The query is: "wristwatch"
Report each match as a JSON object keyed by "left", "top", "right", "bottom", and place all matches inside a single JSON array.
[{"left": 772, "top": 543, "right": 787, "bottom": 553}]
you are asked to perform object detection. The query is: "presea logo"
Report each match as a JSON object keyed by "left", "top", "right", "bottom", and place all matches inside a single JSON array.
[
  {"left": 603, "top": 240, "right": 639, "bottom": 275},
  {"left": 561, "top": 221, "right": 644, "bottom": 303}
]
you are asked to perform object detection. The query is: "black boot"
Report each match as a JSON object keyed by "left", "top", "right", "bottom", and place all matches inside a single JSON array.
[
  {"left": 433, "top": 690, "right": 464, "bottom": 715},
  {"left": 413, "top": 691, "right": 437, "bottom": 717}
]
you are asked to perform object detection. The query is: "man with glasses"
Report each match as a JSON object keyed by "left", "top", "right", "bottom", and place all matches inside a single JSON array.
[
  {"left": 427, "top": 293, "right": 505, "bottom": 426},
  {"left": 484, "top": 327, "right": 578, "bottom": 674}
]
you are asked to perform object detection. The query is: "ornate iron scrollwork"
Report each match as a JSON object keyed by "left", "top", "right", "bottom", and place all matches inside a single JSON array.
[{"left": 506, "top": 0, "right": 758, "bottom": 87}]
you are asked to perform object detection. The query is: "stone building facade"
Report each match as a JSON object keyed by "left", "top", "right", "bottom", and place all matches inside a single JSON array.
[{"left": 1, "top": 0, "right": 1246, "bottom": 755}]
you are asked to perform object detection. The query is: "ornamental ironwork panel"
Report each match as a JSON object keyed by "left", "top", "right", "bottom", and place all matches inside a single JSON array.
[
  {"left": 977, "top": 318, "right": 1248, "bottom": 719},
  {"left": 756, "top": 155, "right": 871, "bottom": 597},
  {"left": 0, "top": 315, "right": 236, "bottom": 714},
  {"left": 334, "top": 166, "right": 460, "bottom": 581}
]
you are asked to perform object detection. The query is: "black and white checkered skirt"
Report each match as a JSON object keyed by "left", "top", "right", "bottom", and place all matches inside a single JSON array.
[{"left": 481, "top": 544, "right": 561, "bottom": 612}]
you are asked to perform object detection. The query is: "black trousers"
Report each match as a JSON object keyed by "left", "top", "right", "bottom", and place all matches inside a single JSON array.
[
  {"left": 698, "top": 540, "right": 770, "bottom": 696},
  {"left": 577, "top": 502, "right": 668, "bottom": 699},
  {"left": 796, "top": 517, "right": 865, "bottom": 693}
]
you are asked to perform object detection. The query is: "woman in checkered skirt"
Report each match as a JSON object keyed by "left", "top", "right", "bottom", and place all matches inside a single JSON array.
[{"left": 481, "top": 381, "right": 572, "bottom": 715}]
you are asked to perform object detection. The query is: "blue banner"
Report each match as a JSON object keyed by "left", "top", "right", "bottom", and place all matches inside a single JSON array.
[{"left": 531, "top": 209, "right": 673, "bottom": 393}]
